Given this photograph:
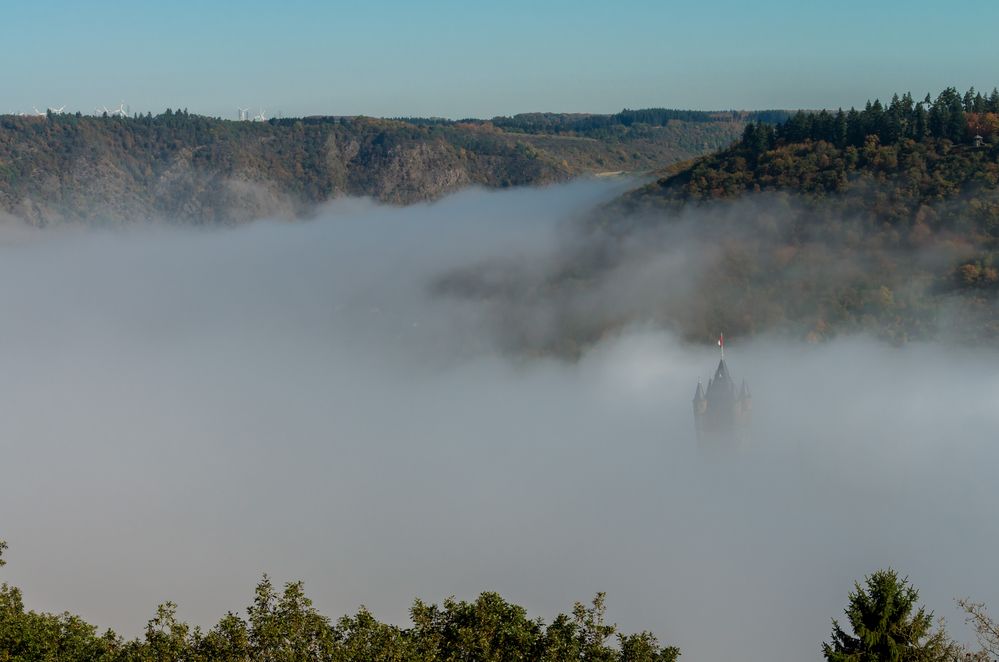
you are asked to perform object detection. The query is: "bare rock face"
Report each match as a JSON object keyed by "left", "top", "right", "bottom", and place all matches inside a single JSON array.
[
  {"left": 356, "top": 141, "right": 472, "bottom": 203},
  {"left": 151, "top": 150, "right": 297, "bottom": 224},
  {"left": 323, "top": 132, "right": 356, "bottom": 198}
]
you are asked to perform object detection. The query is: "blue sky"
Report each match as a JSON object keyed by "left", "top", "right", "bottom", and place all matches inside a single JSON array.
[{"left": 3, "top": 0, "right": 997, "bottom": 119}]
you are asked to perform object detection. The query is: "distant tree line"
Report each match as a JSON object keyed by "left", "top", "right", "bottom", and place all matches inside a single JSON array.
[
  {"left": 490, "top": 108, "right": 790, "bottom": 136},
  {"left": 389, "top": 116, "right": 460, "bottom": 126},
  {"left": 391, "top": 109, "right": 791, "bottom": 135},
  {"left": 741, "top": 87, "right": 999, "bottom": 155}
]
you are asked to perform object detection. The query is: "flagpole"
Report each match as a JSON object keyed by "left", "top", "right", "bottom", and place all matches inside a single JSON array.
[{"left": 719, "top": 332, "right": 724, "bottom": 360}]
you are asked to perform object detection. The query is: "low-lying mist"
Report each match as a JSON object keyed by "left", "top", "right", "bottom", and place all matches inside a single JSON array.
[{"left": 1, "top": 179, "right": 997, "bottom": 661}]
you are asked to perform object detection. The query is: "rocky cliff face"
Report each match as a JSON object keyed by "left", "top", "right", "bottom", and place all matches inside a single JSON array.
[{"left": 0, "top": 114, "right": 744, "bottom": 225}]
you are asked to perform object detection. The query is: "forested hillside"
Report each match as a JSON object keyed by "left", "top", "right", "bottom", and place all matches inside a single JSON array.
[
  {"left": 437, "top": 88, "right": 999, "bottom": 354},
  {"left": 0, "top": 110, "right": 749, "bottom": 225},
  {"left": 605, "top": 87, "right": 999, "bottom": 344}
]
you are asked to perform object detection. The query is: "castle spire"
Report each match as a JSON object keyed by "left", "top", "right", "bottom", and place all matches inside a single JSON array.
[{"left": 694, "top": 334, "right": 749, "bottom": 446}]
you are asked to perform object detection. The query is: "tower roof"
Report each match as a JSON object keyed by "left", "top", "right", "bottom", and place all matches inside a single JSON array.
[
  {"left": 712, "top": 359, "right": 733, "bottom": 387},
  {"left": 693, "top": 381, "right": 705, "bottom": 401},
  {"left": 704, "top": 358, "right": 736, "bottom": 403}
]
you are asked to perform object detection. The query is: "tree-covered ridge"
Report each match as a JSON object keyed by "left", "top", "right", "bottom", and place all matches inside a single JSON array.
[
  {"left": 489, "top": 108, "right": 790, "bottom": 137},
  {"left": 0, "top": 109, "right": 749, "bottom": 225},
  {"left": 393, "top": 108, "right": 790, "bottom": 136},
  {"left": 0, "top": 541, "right": 679, "bottom": 662},
  {"left": 741, "top": 86, "right": 999, "bottom": 153},
  {"left": 585, "top": 87, "right": 999, "bottom": 346},
  {"left": 627, "top": 86, "right": 999, "bottom": 212}
]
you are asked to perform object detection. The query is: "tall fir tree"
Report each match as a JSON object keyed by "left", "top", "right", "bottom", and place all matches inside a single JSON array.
[{"left": 823, "top": 569, "right": 957, "bottom": 662}]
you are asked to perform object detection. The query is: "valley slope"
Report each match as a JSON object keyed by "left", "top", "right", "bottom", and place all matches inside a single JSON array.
[
  {"left": 0, "top": 110, "right": 757, "bottom": 225},
  {"left": 438, "top": 88, "right": 999, "bottom": 352}
]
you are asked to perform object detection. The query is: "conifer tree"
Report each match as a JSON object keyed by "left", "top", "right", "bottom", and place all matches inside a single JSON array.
[
  {"left": 964, "top": 88, "right": 977, "bottom": 113},
  {"left": 948, "top": 95, "right": 967, "bottom": 141},
  {"left": 913, "top": 103, "right": 928, "bottom": 140},
  {"left": 823, "top": 569, "right": 957, "bottom": 662},
  {"left": 833, "top": 109, "right": 847, "bottom": 147}
]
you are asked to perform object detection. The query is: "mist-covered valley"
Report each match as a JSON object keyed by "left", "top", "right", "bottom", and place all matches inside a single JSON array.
[{"left": 1, "top": 179, "right": 997, "bottom": 661}]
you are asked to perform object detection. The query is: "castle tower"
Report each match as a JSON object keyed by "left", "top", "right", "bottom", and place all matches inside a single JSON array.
[{"left": 693, "top": 334, "right": 750, "bottom": 446}]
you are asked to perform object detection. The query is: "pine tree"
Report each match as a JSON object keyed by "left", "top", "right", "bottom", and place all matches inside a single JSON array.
[
  {"left": 948, "top": 95, "right": 967, "bottom": 142},
  {"left": 868, "top": 100, "right": 885, "bottom": 138},
  {"left": 823, "top": 569, "right": 957, "bottom": 662},
  {"left": 833, "top": 109, "right": 848, "bottom": 147},
  {"left": 882, "top": 95, "right": 903, "bottom": 144},
  {"left": 928, "top": 101, "right": 947, "bottom": 139},
  {"left": 964, "top": 87, "right": 977, "bottom": 112},
  {"left": 973, "top": 92, "right": 987, "bottom": 114},
  {"left": 913, "top": 103, "right": 928, "bottom": 140},
  {"left": 846, "top": 108, "right": 864, "bottom": 146}
]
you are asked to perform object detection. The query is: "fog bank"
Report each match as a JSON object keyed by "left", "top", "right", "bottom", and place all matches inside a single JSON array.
[{"left": 0, "top": 180, "right": 997, "bottom": 661}]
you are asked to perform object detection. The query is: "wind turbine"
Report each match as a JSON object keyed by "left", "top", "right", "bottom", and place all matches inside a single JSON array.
[
  {"left": 253, "top": 108, "right": 267, "bottom": 122},
  {"left": 110, "top": 102, "right": 127, "bottom": 117},
  {"left": 48, "top": 106, "right": 65, "bottom": 114},
  {"left": 32, "top": 106, "right": 46, "bottom": 116},
  {"left": 238, "top": 107, "right": 249, "bottom": 121}
]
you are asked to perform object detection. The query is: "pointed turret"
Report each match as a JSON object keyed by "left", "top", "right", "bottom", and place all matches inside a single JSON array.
[
  {"left": 712, "top": 359, "right": 733, "bottom": 387},
  {"left": 692, "top": 333, "right": 749, "bottom": 446},
  {"left": 692, "top": 380, "right": 708, "bottom": 416},
  {"left": 706, "top": 358, "right": 735, "bottom": 402},
  {"left": 692, "top": 380, "right": 707, "bottom": 440}
]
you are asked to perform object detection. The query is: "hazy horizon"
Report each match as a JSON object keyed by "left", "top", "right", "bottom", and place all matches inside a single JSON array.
[{"left": 4, "top": 0, "right": 998, "bottom": 119}]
